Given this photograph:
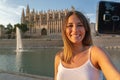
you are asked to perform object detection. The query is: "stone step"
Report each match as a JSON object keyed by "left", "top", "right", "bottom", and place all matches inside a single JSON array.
[{"left": 0, "top": 71, "right": 53, "bottom": 80}]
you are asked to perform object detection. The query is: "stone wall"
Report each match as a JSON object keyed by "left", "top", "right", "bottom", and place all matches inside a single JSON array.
[
  {"left": 0, "top": 36, "right": 120, "bottom": 49},
  {"left": 93, "top": 36, "right": 120, "bottom": 49},
  {"left": 0, "top": 39, "right": 63, "bottom": 49}
]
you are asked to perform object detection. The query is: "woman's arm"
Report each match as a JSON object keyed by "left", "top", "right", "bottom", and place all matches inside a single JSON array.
[
  {"left": 92, "top": 46, "right": 120, "bottom": 80},
  {"left": 54, "top": 52, "right": 61, "bottom": 80}
]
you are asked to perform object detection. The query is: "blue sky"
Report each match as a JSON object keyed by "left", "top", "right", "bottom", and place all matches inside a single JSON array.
[{"left": 0, "top": 0, "right": 120, "bottom": 27}]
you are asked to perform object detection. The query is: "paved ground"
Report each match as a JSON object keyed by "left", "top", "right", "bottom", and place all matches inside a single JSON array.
[{"left": 0, "top": 71, "right": 53, "bottom": 80}]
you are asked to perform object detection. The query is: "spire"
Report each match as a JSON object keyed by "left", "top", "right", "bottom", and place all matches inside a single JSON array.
[
  {"left": 26, "top": 4, "right": 30, "bottom": 16},
  {"left": 31, "top": 8, "right": 35, "bottom": 15},
  {"left": 71, "top": 6, "right": 75, "bottom": 11},
  {"left": 22, "top": 9, "right": 25, "bottom": 17},
  {"left": 21, "top": 9, "right": 25, "bottom": 24}
]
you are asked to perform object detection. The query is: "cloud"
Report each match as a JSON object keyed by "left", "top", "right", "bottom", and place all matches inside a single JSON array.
[
  {"left": 0, "top": 0, "right": 7, "bottom": 4},
  {"left": 0, "top": 1, "right": 25, "bottom": 27}
]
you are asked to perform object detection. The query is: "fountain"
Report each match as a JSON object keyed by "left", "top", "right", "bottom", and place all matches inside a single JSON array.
[
  {"left": 16, "top": 27, "right": 23, "bottom": 52},
  {"left": 16, "top": 27, "right": 24, "bottom": 72}
]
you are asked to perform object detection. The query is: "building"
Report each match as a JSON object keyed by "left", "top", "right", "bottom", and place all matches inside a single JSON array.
[
  {"left": 90, "top": 23, "right": 96, "bottom": 36},
  {"left": 0, "top": 25, "right": 5, "bottom": 38},
  {"left": 21, "top": 5, "right": 75, "bottom": 38}
]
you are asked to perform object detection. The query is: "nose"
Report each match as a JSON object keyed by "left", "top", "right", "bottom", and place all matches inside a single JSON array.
[{"left": 72, "top": 24, "right": 78, "bottom": 32}]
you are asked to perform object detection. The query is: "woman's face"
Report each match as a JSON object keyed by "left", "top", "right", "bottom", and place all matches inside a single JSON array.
[{"left": 65, "top": 14, "right": 86, "bottom": 44}]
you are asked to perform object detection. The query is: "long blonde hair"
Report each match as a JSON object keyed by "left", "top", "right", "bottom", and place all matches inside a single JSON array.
[{"left": 61, "top": 11, "right": 93, "bottom": 63}]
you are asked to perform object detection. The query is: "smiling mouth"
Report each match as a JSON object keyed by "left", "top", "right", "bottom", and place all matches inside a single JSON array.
[{"left": 71, "top": 34, "right": 81, "bottom": 38}]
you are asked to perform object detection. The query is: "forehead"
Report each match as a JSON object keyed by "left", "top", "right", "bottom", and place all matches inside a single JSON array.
[{"left": 67, "top": 14, "right": 82, "bottom": 23}]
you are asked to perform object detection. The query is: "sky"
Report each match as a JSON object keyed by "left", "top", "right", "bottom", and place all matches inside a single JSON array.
[{"left": 0, "top": 0, "right": 120, "bottom": 27}]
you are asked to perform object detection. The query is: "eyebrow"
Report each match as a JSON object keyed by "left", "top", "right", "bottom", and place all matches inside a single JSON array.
[{"left": 67, "top": 22, "right": 82, "bottom": 25}]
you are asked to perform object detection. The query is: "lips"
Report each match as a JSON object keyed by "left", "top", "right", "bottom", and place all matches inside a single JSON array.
[
  {"left": 72, "top": 34, "right": 79, "bottom": 37},
  {"left": 71, "top": 34, "right": 82, "bottom": 39}
]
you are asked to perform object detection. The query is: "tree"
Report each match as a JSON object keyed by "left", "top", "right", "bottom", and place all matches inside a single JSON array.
[
  {"left": 14, "top": 23, "right": 29, "bottom": 33},
  {"left": 20, "top": 23, "right": 29, "bottom": 33},
  {"left": 5, "top": 23, "right": 13, "bottom": 34},
  {"left": 14, "top": 23, "right": 21, "bottom": 32},
  {"left": 5, "top": 23, "right": 13, "bottom": 39}
]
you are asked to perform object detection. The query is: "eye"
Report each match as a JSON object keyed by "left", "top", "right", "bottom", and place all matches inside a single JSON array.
[
  {"left": 77, "top": 24, "right": 83, "bottom": 27},
  {"left": 67, "top": 24, "right": 73, "bottom": 27}
]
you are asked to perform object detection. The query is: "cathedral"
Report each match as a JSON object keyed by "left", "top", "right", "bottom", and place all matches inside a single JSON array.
[{"left": 21, "top": 5, "right": 75, "bottom": 38}]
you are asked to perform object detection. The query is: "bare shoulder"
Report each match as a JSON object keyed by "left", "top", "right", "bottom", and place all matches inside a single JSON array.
[
  {"left": 55, "top": 50, "right": 63, "bottom": 59},
  {"left": 90, "top": 46, "right": 110, "bottom": 68},
  {"left": 91, "top": 45, "right": 108, "bottom": 56},
  {"left": 54, "top": 49, "right": 63, "bottom": 64},
  {"left": 92, "top": 45, "right": 104, "bottom": 51}
]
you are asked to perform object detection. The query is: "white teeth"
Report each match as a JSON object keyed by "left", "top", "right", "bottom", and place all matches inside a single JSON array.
[
  {"left": 72, "top": 34, "right": 80, "bottom": 37},
  {"left": 76, "top": 35, "right": 79, "bottom": 37}
]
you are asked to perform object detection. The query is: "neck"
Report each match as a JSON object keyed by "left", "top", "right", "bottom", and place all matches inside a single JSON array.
[{"left": 72, "top": 44, "right": 85, "bottom": 55}]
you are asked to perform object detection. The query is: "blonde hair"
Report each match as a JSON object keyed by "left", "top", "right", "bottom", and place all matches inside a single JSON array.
[{"left": 61, "top": 11, "right": 93, "bottom": 63}]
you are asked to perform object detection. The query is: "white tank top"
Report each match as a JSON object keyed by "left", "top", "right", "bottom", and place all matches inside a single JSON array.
[{"left": 57, "top": 46, "right": 103, "bottom": 80}]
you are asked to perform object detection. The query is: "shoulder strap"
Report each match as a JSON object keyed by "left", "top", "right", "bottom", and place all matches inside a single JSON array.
[{"left": 88, "top": 46, "right": 93, "bottom": 59}]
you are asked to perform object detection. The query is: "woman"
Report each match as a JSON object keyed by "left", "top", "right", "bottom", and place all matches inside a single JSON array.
[{"left": 54, "top": 10, "right": 120, "bottom": 80}]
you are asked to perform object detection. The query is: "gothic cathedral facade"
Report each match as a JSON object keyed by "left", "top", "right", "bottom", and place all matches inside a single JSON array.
[{"left": 21, "top": 5, "right": 75, "bottom": 38}]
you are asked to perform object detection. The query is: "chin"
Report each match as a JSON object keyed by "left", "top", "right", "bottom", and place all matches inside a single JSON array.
[{"left": 71, "top": 40, "right": 82, "bottom": 44}]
